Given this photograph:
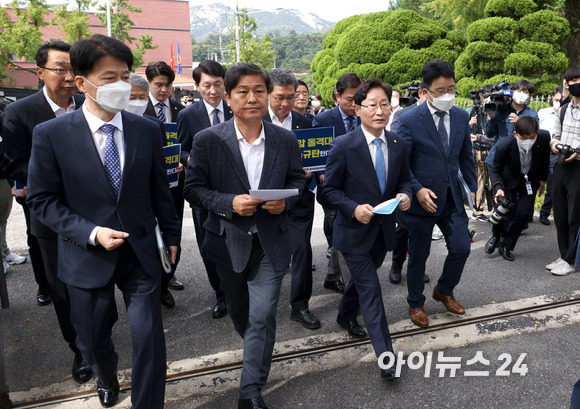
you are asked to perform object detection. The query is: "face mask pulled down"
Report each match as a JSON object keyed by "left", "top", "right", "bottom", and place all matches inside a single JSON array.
[{"left": 84, "top": 78, "right": 131, "bottom": 113}]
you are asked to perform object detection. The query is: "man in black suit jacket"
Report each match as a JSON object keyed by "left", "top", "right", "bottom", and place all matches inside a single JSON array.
[
  {"left": 183, "top": 63, "right": 306, "bottom": 409},
  {"left": 27, "top": 35, "right": 181, "bottom": 408},
  {"left": 263, "top": 68, "right": 320, "bottom": 330},
  {"left": 177, "top": 60, "right": 233, "bottom": 318},
  {"left": 312, "top": 73, "right": 362, "bottom": 294},
  {"left": 485, "top": 117, "right": 550, "bottom": 261},
  {"left": 1, "top": 40, "right": 93, "bottom": 383}
]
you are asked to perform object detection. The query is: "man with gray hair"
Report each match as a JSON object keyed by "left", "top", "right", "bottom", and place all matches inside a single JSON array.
[{"left": 263, "top": 68, "right": 321, "bottom": 329}]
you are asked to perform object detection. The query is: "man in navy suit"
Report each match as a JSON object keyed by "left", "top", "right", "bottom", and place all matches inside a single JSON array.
[
  {"left": 177, "top": 60, "right": 233, "bottom": 318},
  {"left": 26, "top": 35, "right": 181, "bottom": 408},
  {"left": 312, "top": 73, "right": 362, "bottom": 294},
  {"left": 183, "top": 63, "right": 305, "bottom": 409},
  {"left": 397, "top": 60, "right": 477, "bottom": 328},
  {"left": 323, "top": 78, "right": 411, "bottom": 378},
  {"left": 144, "top": 61, "right": 185, "bottom": 123},
  {"left": 262, "top": 68, "right": 320, "bottom": 330}
]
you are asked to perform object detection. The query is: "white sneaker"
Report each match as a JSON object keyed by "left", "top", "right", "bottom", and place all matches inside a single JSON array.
[
  {"left": 551, "top": 261, "right": 577, "bottom": 276},
  {"left": 3, "top": 261, "right": 9, "bottom": 273},
  {"left": 6, "top": 252, "right": 26, "bottom": 265},
  {"left": 432, "top": 225, "right": 444, "bottom": 240},
  {"left": 546, "top": 257, "right": 564, "bottom": 270}
]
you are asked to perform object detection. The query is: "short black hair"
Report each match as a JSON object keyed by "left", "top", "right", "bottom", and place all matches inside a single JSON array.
[
  {"left": 353, "top": 78, "right": 392, "bottom": 105},
  {"left": 268, "top": 68, "right": 298, "bottom": 92},
  {"left": 192, "top": 60, "right": 226, "bottom": 84},
  {"left": 224, "top": 63, "right": 270, "bottom": 95},
  {"left": 392, "top": 88, "right": 401, "bottom": 98},
  {"left": 553, "top": 86, "right": 563, "bottom": 96},
  {"left": 515, "top": 116, "right": 538, "bottom": 136},
  {"left": 564, "top": 66, "right": 580, "bottom": 83},
  {"left": 513, "top": 79, "right": 535, "bottom": 94},
  {"left": 336, "top": 73, "right": 362, "bottom": 96},
  {"left": 422, "top": 60, "right": 455, "bottom": 89},
  {"left": 145, "top": 61, "right": 175, "bottom": 83},
  {"left": 70, "top": 34, "right": 133, "bottom": 77},
  {"left": 297, "top": 80, "right": 309, "bottom": 92},
  {"left": 36, "top": 40, "right": 72, "bottom": 67}
]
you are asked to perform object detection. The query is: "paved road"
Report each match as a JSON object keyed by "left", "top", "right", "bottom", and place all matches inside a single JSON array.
[{"left": 2, "top": 200, "right": 578, "bottom": 408}]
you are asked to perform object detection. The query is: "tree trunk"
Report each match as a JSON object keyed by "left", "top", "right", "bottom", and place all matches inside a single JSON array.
[{"left": 564, "top": 0, "right": 580, "bottom": 67}]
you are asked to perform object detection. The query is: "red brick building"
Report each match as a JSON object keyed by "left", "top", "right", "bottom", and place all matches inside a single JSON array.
[{"left": 2, "top": 0, "right": 192, "bottom": 88}]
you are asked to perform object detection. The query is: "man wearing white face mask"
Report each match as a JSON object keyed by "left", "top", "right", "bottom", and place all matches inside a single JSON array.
[
  {"left": 485, "top": 117, "right": 550, "bottom": 261},
  {"left": 386, "top": 88, "right": 401, "bottom": 131},
  {"left": 26, "top": 34, "right": 181, "bottom": 409}
]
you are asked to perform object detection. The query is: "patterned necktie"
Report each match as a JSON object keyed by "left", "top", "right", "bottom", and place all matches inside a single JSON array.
[
  {"left": 156, "top": 102, "right": 166, "bottom": 122},
  {"left": 212, "top": 108, "right": 221, "bottom": 126},
  {"left": 346, "top": 116, "right": 356, "bottom": 133},
  {"left": 435, "top": 111, "right": 449, "bottom": 153},
  {"left": 101, "top": 124, "right": 121, "bottom": 197},
  {"left": 373, "top": 138, "right": 386, "bottom": 193}
]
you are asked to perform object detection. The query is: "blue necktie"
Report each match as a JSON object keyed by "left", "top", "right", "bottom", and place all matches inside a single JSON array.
[
  {"left": 156, "top": 102, "right": 166, "bottom": 123},
  {"left": 346, "top": 116, "right": 356, "bottom": 133},
  {"left": 101, "top": 124, "right": 121, "bottom": 197},
  {"left": 435, "top": 111, "right": 448, "bottom": 153},
  {"left": 373, "top": 138, "right": 386, "bottom": 193},
  {"left": 212, "top": 108, "right": 221, "bottom": 126}
]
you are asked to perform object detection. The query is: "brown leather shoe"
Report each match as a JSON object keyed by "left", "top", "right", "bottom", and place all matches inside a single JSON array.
[
  {"left": 433, "top": 286, "right": 465, "bottom": 315},
  {"left": 409, "top": 307, "right": 429, "bottom": 327}
]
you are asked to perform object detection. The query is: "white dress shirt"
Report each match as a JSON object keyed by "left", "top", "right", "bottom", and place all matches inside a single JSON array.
[
  {"left": 203, "top": 99, "right": 224, "bottom": 126},
  {"left": 268, "top": 106, "right": 293, "bottom": 131},
  {"left": 427, "top": 101, "right": 451, "bottom": 145},
  {"left": 43, "top": 86, "right": 76, "bottom": 117},
  {"left": 361, "top": 126, "right": 388, "bottom": 180},
  {"left": 149, "top": 93, "right": 171, "bottom": 123},
  {"left": 234, "top": 119, "right": 265, "bottom": 190}
]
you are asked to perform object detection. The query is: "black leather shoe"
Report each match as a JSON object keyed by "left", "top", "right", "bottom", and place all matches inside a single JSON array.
[
  {"left": 311, "top": 264, "right": 316, "bottom": 271},
  {"left": 72, "top": 352, "right": 93, "bottom": 384},
  {"left": 238, "top": 396, "right": 269, "bottom": 409},
  {"left": 380, "top": 357, "right": 399, "bottom": 380},
  {"left": 324, "top": 280, "right": 345, "bottom": 294},
  {"left": 36, "top": 288, "right": 52, "bottom": 306},
  {"left": 498, "top": 245, "right": 514, "bottom": 261},
  {"left": 484, "top": 236, "right": 499, "bottom": 254},
  {"left": 389, "top": 263, "right": 402, "bottom": 284},
  {"left": 168, "top": 277, "right": 184, "bottom": 290},
  {"left": 540, "top": 215, "right": 551, "bottom": 225},
  {"left": 336, "top": 314, "right": 367, "bottom": 338},
  {"left": 161, "top": 289, "right": 175, "bottom": 308},
  {"left": 97, "top": 377, "right": 120, "bottom": 408},
  {"left": 291, "top": 309, "right": 321, "bottom": 329},
  {"left": 212, "top": 299, "right": 228, "bottom": 319},
  {"left": 423, "top": 273, "right": 430, "bottom": 283}
]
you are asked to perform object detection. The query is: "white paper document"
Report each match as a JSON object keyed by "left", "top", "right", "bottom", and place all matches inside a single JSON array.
[
  {"left": 372, "top": 197, "right": 402, "bottom": 215},
  {"left": 249, "top": 189, "right": 300, "bottom": 201}
]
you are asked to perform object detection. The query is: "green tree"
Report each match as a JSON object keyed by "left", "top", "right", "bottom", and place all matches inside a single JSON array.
[
  {"left": 226, "top": 9, "right": 274, "bottom": 70},
  {"left": 52, "top": 0, "right": 94, "bottom": 44},
  {"left": 422, "top": 0, "right": 489, "bottom": 31}
]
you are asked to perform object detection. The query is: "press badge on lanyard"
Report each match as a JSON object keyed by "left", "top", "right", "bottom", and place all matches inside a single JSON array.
[{"left": 524, "top": 174, "right": 533, "bottom": 195}]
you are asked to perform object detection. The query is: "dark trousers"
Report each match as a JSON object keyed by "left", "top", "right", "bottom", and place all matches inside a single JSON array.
[
  {"left": 392, "top": 209, "right": 409, "bottom": 266},
  {"left": 67, "top": 244, "right": 165, "bottom": 409},
  {"left": 339, "top": 226, "right": 393, "bottom": 356},
  {"left": 552, "top": 160, "right": 580, "bottom": 262},
  {"left": 402, "top": 189, "right": 471, "bottom": 308},
  {"left": 16, "top": 198, "right": 49, "bottom": 292},
  {"left": 192, "top": 207, "right": 224, "bottom": 301},
  {"left": 288, "top": 195, "right": 315, "bottom": 311},
  {"left": 540, "top": 153, "right": 559, "bottom": 217},
  {"left": 323, "top": 207, "right": 351, "bottom": 284},
  {"left": 161, "top": 184, "right": 184, "bottom": 290},
  {"left": 215, "top": 236, "right": 285, "bottom": 399},
  {"left": 491, "top": 182, "right": 536, "bottom": 251},
  {"left": 37, "top": 237, "right": 79, "bottom": 354}
]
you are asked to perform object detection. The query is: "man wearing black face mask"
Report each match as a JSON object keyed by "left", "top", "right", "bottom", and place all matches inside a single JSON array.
[
  {"left": 484, "top": 117, "right": 550, "bottom": 261},
  {"left": 548, "top": 66, "right": 580, "bottom": 276}
]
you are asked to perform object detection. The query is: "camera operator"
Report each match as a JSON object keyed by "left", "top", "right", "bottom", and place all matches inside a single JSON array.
[
  {"left": 548, "top": 66, "right": 580, "bottom": 276},
  {"left": 484, "top": 117, "right": 550, "bottom": 261},
  {"left": 485, "top": 80, "right": 539, "bottom": 171}
]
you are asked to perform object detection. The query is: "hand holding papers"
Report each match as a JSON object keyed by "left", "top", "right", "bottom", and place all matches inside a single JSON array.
[
  {"left": 249, "top": 189, "right": 299, "bottom": 201},
  {"left": 372, "top": 197, "right": 402, "bottom": 215}
]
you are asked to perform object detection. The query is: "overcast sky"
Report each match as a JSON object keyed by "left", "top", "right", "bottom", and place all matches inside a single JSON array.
[{"left": 188, "top": 0, "right": 390, "bottom": 23}]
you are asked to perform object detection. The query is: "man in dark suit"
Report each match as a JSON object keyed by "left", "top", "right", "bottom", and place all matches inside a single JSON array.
[
  {"left": 262, "top": 68, "right": 320, "bottom": 330},
  {"left": 177, "top": 60, "right": 233, "bottom": 318},
  {"left": 324, "top": 78, "right": 411, "bottom": 378},
  {"left": 1, "top": 40, "right": 93, "bottom": 383},
  {"left": 312, "top": 73, "right": 362, "bottom": 294},
  {"left": 485, "top": 117, "right": 550, "bottom": 260},
  {"left": 183, "top": 63, "right": 305, "bottom": 409},
  {"left": 397, "top": 60, "right": 477, "bottom": 328},
  {"left": 26, "top": 35, "right": 180, "bottom": 408},
  {"left": 145, "top": 60, "right": 186, "bottom": 295}
]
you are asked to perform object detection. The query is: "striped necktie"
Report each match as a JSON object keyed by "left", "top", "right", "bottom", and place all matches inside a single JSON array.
[{"left": 156, "top": 102, "right": 166, "bottom": 122}]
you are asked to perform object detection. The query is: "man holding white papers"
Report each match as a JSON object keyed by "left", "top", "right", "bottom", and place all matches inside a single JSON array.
[{"left": 323, "top": 78, "right": 411, "bottom": 379}]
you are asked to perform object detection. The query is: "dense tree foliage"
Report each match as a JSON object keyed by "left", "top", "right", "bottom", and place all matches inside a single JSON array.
[{"left": 271, "top": 31, "right": 325, "bottom": 72}]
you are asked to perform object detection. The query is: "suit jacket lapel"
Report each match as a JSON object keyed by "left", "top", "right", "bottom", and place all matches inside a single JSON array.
[
  {"left": 34, "top": 91, "right": 57, "bottom": 123},
  {"left": 385, "top": 133, "right": 400, "bottom": 196},
  {"left": 259, "top": 122, "right": 280, "bottom": 189},
  {"left": 221, "top": 121, "right": 251, "bottom": 191},
  {"left": 223, "top": 99, "right": 233, "bottom": 120},
  {"left": 120, "top": 112, "right": 138, "bottom": 197},
  {"left": 353, "top": 128, "right": 381, "bottom": 194},
  {"left": 332, "top": 108, "right": 347, "bottom": 135},
  {"left": 194, "top": 102, "right": 211, "bottom": 129}
]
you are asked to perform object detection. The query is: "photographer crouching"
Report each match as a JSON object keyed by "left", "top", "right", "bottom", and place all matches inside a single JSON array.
[{"left": 484, "top": 117, "right": 550, "bottom": 261}]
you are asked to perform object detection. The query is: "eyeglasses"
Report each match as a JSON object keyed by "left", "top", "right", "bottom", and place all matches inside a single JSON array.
[
  {"left": 426, "top": 86, "right": 456, "bottom": 97},
  {"left": 271, "top": 95, "right": 296, "bottom": 103},
  {"left": 39, "top": 67, "right": 75, "bottom": 77},
  {"left": 359, "top": 103, "right": 390, "bottom": 113}
]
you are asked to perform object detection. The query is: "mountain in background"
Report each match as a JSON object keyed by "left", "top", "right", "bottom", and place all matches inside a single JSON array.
[{"left": 190, "top": 3, "right": 335, "bottom": 39}]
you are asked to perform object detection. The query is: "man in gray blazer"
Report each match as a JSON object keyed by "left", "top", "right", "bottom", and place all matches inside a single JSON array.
[{"left": 183, "top": 63, "right": 306, "bottom": 409}]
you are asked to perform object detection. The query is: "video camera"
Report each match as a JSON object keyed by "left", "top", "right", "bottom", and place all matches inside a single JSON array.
[
  {"left": 485, "top": 80, "right": 513, "bottom": 113},
  {"left": 399, "top": 81, "right": 421, "bottom": 108}
]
